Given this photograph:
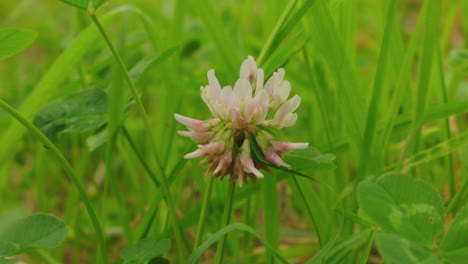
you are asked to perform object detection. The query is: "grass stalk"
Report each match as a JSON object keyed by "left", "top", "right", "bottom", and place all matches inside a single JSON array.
[
  {"left": 194, "top": 176, "right": 215, "bottom": 250},
  {"left": 0, "top": 98, "right": 107, "bottom": 264},
  {"left": 358, "top": 229, "right": 375, "bottom": 264},
  {"left": 89, "top": 13, "right": 186, "bottom": 261},
  {"left": 215, "top": 182, "right": 237, "bottom": 264}
]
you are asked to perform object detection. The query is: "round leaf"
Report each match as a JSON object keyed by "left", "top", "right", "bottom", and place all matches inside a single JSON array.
[
  {"left": 0, "top": 214, "right": 68, "bottom": 257},
  {"left": 358, "top": 173, "right": 444, "bottom": 246},
  {"left": 376, "top": 232, "right": 442, "bottom": 264},
  {"left": 33, "top": 89, "right": 108, "bottom": 141},
  {"left": 440, "top": 205, "right": 468, "bottom": 263}
]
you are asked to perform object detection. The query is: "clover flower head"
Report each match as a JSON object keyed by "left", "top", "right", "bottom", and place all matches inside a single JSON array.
[{"left": 175, "top": 56, "right": 308, "bottom": 186}]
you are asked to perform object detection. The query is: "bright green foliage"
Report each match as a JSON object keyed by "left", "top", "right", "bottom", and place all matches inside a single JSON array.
[
  {"left": 0, "top": 28, "right": 37, "bottom": 60},
  {"left": 376, "top": 232, "right": 442, "bottom": 264},
  {"left": 0, "top": 214, "right": 68, "bottom": 257},
  {"left": 358, "top": 173, "right": 444, "bottom": 246},
  {"left": 0, "top": 259, "right": 19, "bottom": 264},
  {"left": 282, "top": 147, "right": 336, "bottom": 172},
  {"left": 57, "top": 0, "right": 107, "bottom": 10},
  {"left": 33, "top": 89, "right": 108, "bottom": 141},
  {"left": 440, "top": 206, "right": 468, "bottom": 263},
  {"left": 449, "top": 49, "right": 468, "bottom": 76},
  {"left": 0, "top": 0, "right": 466, "bottom": 263},
  {"left": 120, "top": 238, "right": 171, "bottom": 262}
]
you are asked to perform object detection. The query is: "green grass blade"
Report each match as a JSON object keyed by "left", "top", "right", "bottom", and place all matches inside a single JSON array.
[
  {"left": 261, "top": 174, "right": 280, "bottom": 263},
  {"left": 399, "top": 0, "right": 441, "bottom": 165},
  {"left": 186, "top": 223, "right": 289, "bottom": 264},
  {"left": 358, "top": 0, "right": 397, "bottom": 178}
]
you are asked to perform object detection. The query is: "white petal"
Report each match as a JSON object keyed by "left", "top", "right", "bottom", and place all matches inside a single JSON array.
[
  {"left": 274, "top": 95, "right": 301, "bottom": 121},
  {"left": 207, "top": 69, "right": 221, "bottom": 89},
  {"left": 233, "top": 79, "right": 252, "bottom": 102},
  {"left": 278, "top": 81, "right": 291, "bottom": 103},
  {"left": 255, "top": 68, "right": 264, "bottom": 95},
  {"left": 247, "top": 90, "right": 269, "bottom": 123}
]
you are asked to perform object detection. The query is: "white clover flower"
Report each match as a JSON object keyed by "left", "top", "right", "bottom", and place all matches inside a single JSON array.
[{"left": 175, "top": 56, "right": 308, "bottom": 186}]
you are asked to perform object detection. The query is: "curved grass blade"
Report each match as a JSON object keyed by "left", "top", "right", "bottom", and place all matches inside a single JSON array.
[{"left": 186, "top": 222, "right": 289, "bottom": 264}]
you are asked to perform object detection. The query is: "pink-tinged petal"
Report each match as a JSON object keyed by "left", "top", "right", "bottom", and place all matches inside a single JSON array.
[
  {"left": 254, "top": 68, "right": 264, "bottom": 95},
  {"left": 174, "top": 114, "right": 210, "bottom": 131},
  {"left": 184, "top": 148, "right": 207, "bottom": 159},
  {"left": 240, "top": 56, "right": 257, "bottom": 81},
  {"left": 214, "top": 152, "right": 232, "bottom": 175},
  {"left": 233, "top": 79, "right": 252, "bottom": 102},
  {"left": 198, "top": 141, "right": 223, "bottom": 154},
  {"left": 240, "top": 155, "right": 264, "bottom": 178},
  {"left": 272, "top": 141, "right": 309, "bottom": 153},
  {"left": 274, "top": 95, "right": 301, "bottom": 121},
  {"left": 264, "top": 151, "right": 290, "bottom": 168},
  {"left": 207, "top": 69, "right": 221, "bottom": 89},
  {"left": 177, "top": 131, "right": 213, "bottom": 143}
]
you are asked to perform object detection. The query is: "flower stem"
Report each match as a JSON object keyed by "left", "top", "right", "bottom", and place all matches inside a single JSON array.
[
  {"left": 89, "top": 13, "right": 186, "bottom": 261},
  {"left": 215, "top": 181, "right": 236, "bottom": 264},
  {"left": 0, "top": 98, "right": 107, "bottom": 264},
  {"left": 292, "top": 176, "right": 323, "bottom": 247},
  {"left": 194, "top": 176, "right": 215, "bottom": 250}
]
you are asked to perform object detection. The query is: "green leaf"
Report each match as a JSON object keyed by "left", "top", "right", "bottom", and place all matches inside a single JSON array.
[
  {"left": 357, "top": 173, "right": 444, "bottom": 246},
  {"left": 440, "top": 206, "right": 468, "bottom": 263},
  {"left": 0, "top": 214, "right": 68, "bottom": 257},
  {"left": 120, "top": 238, "right": 170, "bottom": 262},
  {"left": 448, "top": 49, "right": 468, "bottom": 76},
  {"left": 57, "top": 0, "right": 107, "bottom": 10},
  {"left": 186, "top": 222, "right": 289, "bottom": 264},
  {"left": 376, "top": 232, "right": 442, "bottom": 264},
  {"left": 33, "top": 89, "right": 108, "bottom": 141},
  {"left": 148, "top": 257, "right": 170, "bottom": 264},
  {"left": 282, "top": 147, "right": 336, "bottom": 172},
  {"left": 0, "top": 28, "right": 37, "bottom": 60},
  {"left": 404, "top": 130, "right": 468, "bottom": 169},
  {"left": 0, "top": 258, "right": 20, "bottom": 264}
]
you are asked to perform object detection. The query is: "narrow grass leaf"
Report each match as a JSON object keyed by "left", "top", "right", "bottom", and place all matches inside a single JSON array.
[
  {"left": 400, "top": 0, "right": 441, "bottom": 162},
  {"left": 57, "top": 0, "right": 107, "bottom": 10},
  {"left": 186, "top": 222, "right": 289, "bottom": 264},
  {"left": 262, "top": 175, "right": 280, "bottom": 263},
  {"left": 359, "top": 0, "right": 397, "bottom": 177},
  {"left": 192, "top": 0, "right": 239, "bottom": 73},
  {"left": 403, "top": 130, "right": 468, "bottom": 169}
]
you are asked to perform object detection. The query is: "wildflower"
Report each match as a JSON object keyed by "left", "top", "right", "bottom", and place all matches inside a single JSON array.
[{"left": 175, "top": 56, "right": 308, "bottom": 186}]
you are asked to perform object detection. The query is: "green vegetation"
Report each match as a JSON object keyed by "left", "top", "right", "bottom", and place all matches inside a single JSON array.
[{"left": 0, "top": 0, "right": 467, "bottom": 263}]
